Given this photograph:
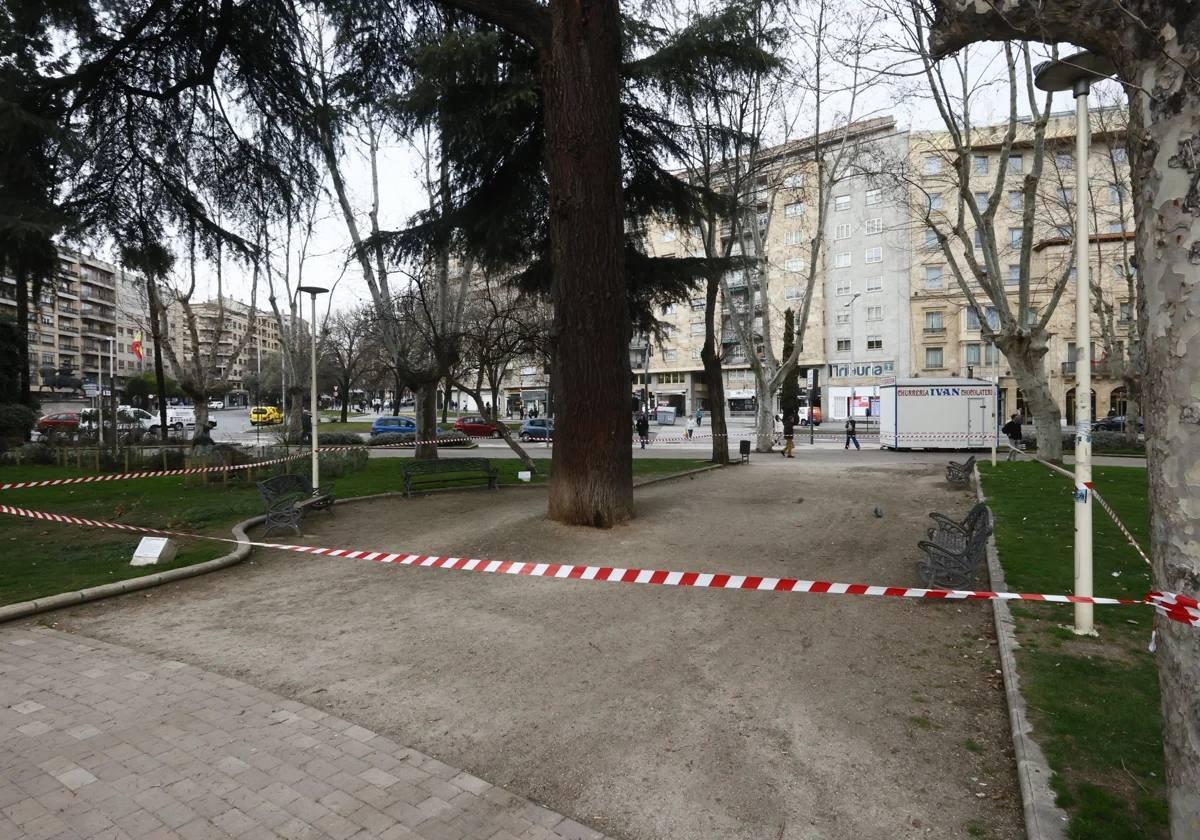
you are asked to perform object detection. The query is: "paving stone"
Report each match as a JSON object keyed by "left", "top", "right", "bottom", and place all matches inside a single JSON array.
[{"left": 0, "top": 628, "right": 615, "bottom": 840}]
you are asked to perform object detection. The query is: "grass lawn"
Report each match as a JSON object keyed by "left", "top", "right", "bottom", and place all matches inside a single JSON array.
[
  {"left": 978, "top": 462, "right": 1166, "bottom": 839},
  {"left": 0, "top": 456, "right": 710, "bottom": 607}
]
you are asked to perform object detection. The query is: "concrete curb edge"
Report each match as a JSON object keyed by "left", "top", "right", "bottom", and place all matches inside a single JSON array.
[
  {"left": 0, "top": 514, "right": 265, "bottom": 625},
  {"left": 975, "top": 464, "right": 1068, "bottom": 840}
]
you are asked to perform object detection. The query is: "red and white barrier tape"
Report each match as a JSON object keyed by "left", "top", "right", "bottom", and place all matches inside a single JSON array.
[
  {"left": 0, "top": 502, "right": 1196, "bottom": 627},
  {"left": 0, "top": 451, "right": 311, "bottom": 492}
]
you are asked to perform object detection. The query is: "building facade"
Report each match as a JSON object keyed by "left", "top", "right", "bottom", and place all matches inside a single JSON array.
[{"left": 163, "top": 296, "right": 287, "bottom": 402}]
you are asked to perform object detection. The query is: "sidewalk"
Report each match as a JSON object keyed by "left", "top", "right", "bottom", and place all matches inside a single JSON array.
[{"left": 0, "top": 628, "right": 609, "bottom": 840}]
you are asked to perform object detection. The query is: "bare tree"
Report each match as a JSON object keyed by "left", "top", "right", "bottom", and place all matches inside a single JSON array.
[
  {"left": 927, "top": 0, "right": 1200, "bottom": 829},
  {"left": 324, "top": 306, "right": 375, "bottom": 425}
]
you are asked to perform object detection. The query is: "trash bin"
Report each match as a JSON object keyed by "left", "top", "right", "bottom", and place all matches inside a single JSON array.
[
  {"left": 739, "top": 439, "right": 751, "bottom": 463},
  {"left": 655, "top": 406, "right": 677, "bottom": 426}
]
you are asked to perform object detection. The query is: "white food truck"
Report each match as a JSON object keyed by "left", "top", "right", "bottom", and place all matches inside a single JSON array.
[{"left": 879, "top": 377, "right": 999, "bottom": 450}]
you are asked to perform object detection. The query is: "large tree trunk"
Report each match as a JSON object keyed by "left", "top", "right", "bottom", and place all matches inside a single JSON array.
[
  {"left": 540, "top": 0, "right": 632, "bottom": 527},
  {"left": 754, "top": 370, "right": 775, "bottom": 453},
  {"left": 146, "top": 277, "right": 170, "bottom": 440},
  {"left": 415, "top": 381, "right": 439, "bottom": 460},
  {"left": 701, "top": 273, "right": 729, "bottom": 465},
  {"left": 1123, "top": 383, "right": 1140, "bottom": 448},
  {"left": 998, "top": 337, "right": 1062, "bottom": 462},
  {"left": 1137, "top": 86, "right": 1200, "bottom": 837},
  {"left": 193, "top": 401, "right": 209, "bottom": 443}
]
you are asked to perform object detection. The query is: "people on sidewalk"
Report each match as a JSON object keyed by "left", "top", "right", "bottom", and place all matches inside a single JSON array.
[
  {"left": 844, "top": 416, "right": 860, "bottom": 450},
  {"left": 1002, "top": 413, "right": 1023, "bottom": 450},
  {"left": 694, "top": 408, "right": 703, "bottom": 427},
  {"left": 686, "top": 417, "right": 696, "bottom": 440},
  {"left": 636, "top": 413, "right": 650, "bottom": 449},
  {"left": 782, "top": 411, "right": 796, "bottom": 458}
]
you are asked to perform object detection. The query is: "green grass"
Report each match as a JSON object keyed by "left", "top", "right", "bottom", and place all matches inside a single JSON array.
[
  {"left": 318, "top": 421, "right": 372, "bottom": 433},
  {"left": 978, "top": 462, "right": 1166, "bottom": 839},
  {"left": 0, "top": 456, "right": 709, "bottom": 607}
]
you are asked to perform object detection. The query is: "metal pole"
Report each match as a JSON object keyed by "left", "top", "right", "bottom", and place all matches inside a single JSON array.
[
  {"left": 1072, "top": 80, "right": 1095, "bottom": 636},
  {"left": 309, "top": 293, "right": 320, "bottom": 492},
  {"left": 109, "top": 337, "right": 116, "bottom": 451}
]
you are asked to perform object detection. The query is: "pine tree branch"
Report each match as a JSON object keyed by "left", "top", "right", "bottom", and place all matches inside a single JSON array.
[{"left": 433, "top": 0, "right": 550, "bottom": 50}]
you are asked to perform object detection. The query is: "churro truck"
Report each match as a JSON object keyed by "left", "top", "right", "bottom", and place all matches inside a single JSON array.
[{"left": 879, "top": 377, "right": 999, "bottom": 450}]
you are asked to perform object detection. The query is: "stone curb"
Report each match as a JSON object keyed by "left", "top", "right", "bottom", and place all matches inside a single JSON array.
[
  {"left": 0, "top": 463, "right": 726, "bottom": 623},
  {"left": 974, "top": 464, "right": 1068, "bottom": 840},
  {"left": 632, "top": 462, "right": 726, "bottom": 487},
  {"left": 0, "top": 514, "right": 265, "bottom": 625}
]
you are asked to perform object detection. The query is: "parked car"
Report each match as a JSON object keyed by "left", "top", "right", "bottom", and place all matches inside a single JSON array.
[
  {"left": 453, "top": 415, "right": 500, "bottom": 438},
  {"left": 1093, "top": 415, "right": 1144, "bottom": 433},
  {"left": 518, "top": 418, "right": 554, "bottom": 442},
  {"left": 35, "top": 412, "right": 81, "bottom": 441},
  {"left": 370, "top": 416, "right": 417, "bottom": 437},
  {"left": 249, "top": 405, "right": 283, "bottom": 426},
  {"left": 207, "top": 398, "right": 224, "bottom": 410}
]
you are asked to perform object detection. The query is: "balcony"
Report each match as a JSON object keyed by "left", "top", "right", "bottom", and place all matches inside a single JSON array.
[{"left": 1062, "top": 359, "right": 1112, "bottom": 377}]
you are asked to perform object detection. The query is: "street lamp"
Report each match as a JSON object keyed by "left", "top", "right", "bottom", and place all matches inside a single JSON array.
[
  {"left": 297, "top": 285, "right": 328, "bottom": 492},
  {"left": 844, "top": 292, "right": 861, "bottom": 419},
  {"left": 1035, "top": 50, "right": 1116, "bottom": 637}
]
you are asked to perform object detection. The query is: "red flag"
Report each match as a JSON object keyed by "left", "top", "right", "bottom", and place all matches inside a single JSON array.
[{"left": 132, "top": 332, "right": 144, "bottom": 361}]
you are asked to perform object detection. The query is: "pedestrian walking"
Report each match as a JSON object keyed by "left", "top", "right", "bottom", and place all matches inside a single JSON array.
[
  {"left": 636, "top": 413, "right": 650, "bottom": 450},
  {"left": 694, "top": 408, "right": 703, "bottom": 427},
  {"left": 844, "top": 416, "right": 860, "bottom": 450},
  {"left": 686, "top": 417, "right": 695, "bottom": 440},
  {"left": 1002, "top": 413, "right": 1024, "bottom": 450},
  {"left": 782, "top": 411, "right": 796, "bottom": 458}
]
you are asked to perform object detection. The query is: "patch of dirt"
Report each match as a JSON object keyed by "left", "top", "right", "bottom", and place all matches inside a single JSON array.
[{"left": 49, "top": 461, "right": 1023, "bottom": 840}]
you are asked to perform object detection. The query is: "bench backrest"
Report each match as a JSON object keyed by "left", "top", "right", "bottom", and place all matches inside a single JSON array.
[
  {"left": 402, "top": 457, "right": 492, "bottom": 475},
  {"left": 964, "top": 501, "right": 990, "bottom": 534},
  {"left": 258, "top": 473, "right": 310, "bottom": 501}
]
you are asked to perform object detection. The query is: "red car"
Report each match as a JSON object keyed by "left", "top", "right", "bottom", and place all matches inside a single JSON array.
[
  {"left": 453, "top": 415, "right": 500, "bottom": 438},
  {"left": 35, "top": 411, "right": 81, "bottom": 440}
]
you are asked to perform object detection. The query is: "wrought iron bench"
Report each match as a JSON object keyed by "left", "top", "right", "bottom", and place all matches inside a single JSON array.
[
  {"left": 399, "top": 457, "right": 498, "bottom": 498},
  {"left": 926, "top": 502, "right": 990, "bottom": 553},
  {"left": 256, "top": 473, "right": 335, "bottom": 536},
  {"left": 946, "top": 455, "right": 977, "bottom": 484},
  {"left": 916, "top": 510, "right": 992, "bottom": 589}
]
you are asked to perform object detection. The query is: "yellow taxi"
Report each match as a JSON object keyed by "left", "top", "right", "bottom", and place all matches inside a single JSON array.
[{"left": 249, "top": 405, "right": 283, "bottom": 426}]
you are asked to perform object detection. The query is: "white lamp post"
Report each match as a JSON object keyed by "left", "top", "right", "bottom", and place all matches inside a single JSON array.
[
  {"left": 297, "top": 286, "right": 328, "bottom": 491},
  {"left": 844, "top": 292, "right": 861, "bottom": 418},
  {"left": 1035, "top": 50, "right": 1116, "bottom": 637}
]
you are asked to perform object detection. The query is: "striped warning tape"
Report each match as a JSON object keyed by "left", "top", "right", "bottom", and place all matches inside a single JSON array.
[
  {"left": 0, "top": 450, "right": 311, "bottom": 492},
  {"left": 0, "top": 501, "right": 1196, "bottom": 627}
]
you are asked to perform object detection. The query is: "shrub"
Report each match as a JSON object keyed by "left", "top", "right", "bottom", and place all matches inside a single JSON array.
[
  {"left": 0, "top": 443, "right": 56, "bottom": 465},
  {"left": 366, "top": 432, "right": 415, "bottom": 447},
  {"left": 0, "top": 403, "right": 36, "bottom": 451},
  {"left": 1020, "top": 430, "right": 1144, "bottom": 455},
  {"left": 315, "top": 432, "right": 365, "bottom": 447}
]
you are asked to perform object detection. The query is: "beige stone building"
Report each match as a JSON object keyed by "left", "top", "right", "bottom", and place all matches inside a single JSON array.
[
  {"left": 906, "top": 108, "right": 1136, "bottom": 422},
  {"left": 163, "top": 296, "right": 287, "bottom": 403}
]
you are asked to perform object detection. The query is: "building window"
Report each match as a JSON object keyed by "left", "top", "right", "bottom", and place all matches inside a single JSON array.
[
  {"left": 690, "top": 296, "right": 705, "bottom": 310},
  {"left": 866, "top": 305, "right": 883, "bottom": 321},
  {"left": 1119, "top": 301, "right": 1132, "bottom": 323},
  {"left": 690, "top": 348, "right": 702, "bottom": 360},
  {"left": 835, "top": 311, "right": 850, "bottom": 325},
  {"left": 1108, "top": 183, "right": 1126, "bottom": 204},
  {"left": 925, "top": 346, "right": 945, "bottom": 368},
  {"left": 834, "top": 195, "right": 851, "bottom": 212},
  {"left": 928, "top": 194, "right": 943, "bottom": 212},
  {"left": 1112, "top": 146, "right": 1127, "bottom": 163},
  {"left": 784, "top": 229, "right": 804, "bottom": 245},
  {"left": 865, "top": 275, "right": 883, "bottom": 292},
  {"left": 1008, "top": 191, "right": 1022, "bottom": 211},
  {"left": 1107, "top": 220, "right": 1125, "bottom": 233},
  {"left": 1006, "top": 154, "right": 1024, "bottom": 174},
  {"left": 690, "top": 321, "right": 705, "bottom": 335},
  {"left": 784, "top": 174, "right": 803, "bottom": 189},
  {"left": 1113, "top": 263, "right": 1130, "bottom": 281},
  {"left": 784, "top": 286, "right": 804, "bottom": 300},
  {"left": 662, "top": 304, "right": 676, "bottom": 315},
  {"left": 864, "top": 246, "right": 883, "bottom": 264},
  {"left": 974, "top": 230, "right": 984, "bottom": 249},
  {"left": 1055, "top": 224, "right": 1073, "bottom": 238},
  {"left": 973, "top": 155, "right": 989, "bottom": 175},
  {"left": 864, "top": 217, "right": 883, "bottom": 235},
  {"left": 1008, "top": 228, "right": 1023, "bottom": 247},
  {"left": 974, "top": 191, "right": 989, "bottom": 212},
  {"left": 966, "top": 308, "right": 980, "bottom": 330},
  {"left": 925, "top": 265, "right": 944, "bottom": 289},
  {"left": 836, "top": 338, "right": 851, "bottom": 352},
  {"left": 1007, "top": 264, "right": 1020, "bottom": 285},
  {"left": 784, "top": 202, "right": 803, "bottom": 218},
  {"left": 924, "top": 229, "right": 940, "bottom": 248},
  {"left": 866, "top": 336, "right": 883, "bottom": 351},
  {"left": 1056, "top": 152, "right": 1074, "bottom": 170},
  {"left": 1057, "top": 187, "right": 1074, "bottom": 205},
  {"left": 835, "top": 278, "right": 852, "bottom": 295},
  {"left": 835, "top": 223, "right": 851, "bottom": 240},
  {"left": 923, "top": 155, "right": 942, "bottom": 175},
  {"left": 925, "top": 310, "right": 944, "bottom": 330},
  {"left": 785, "top": 257, "right": 805, "bottom": 272},
  {"left": 965, "top": 343, "right": 981, "bottom": 366},
  {"left": 865, "top": 188, "right": 882, "bottom": 206},
  {"left": 834, "top": 252, "right": 851, "bottom": 268}
]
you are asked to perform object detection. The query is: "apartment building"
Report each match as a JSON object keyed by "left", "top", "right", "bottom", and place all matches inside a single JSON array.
[
  {"left": 907, "top": 108, "right": 1135, "bottom": 421},
  {"left": 164, "top": 296, "right": 287, "bottom": 402},
  {"left": 0, "top": 251, "right": 153, "bottom": 395}
]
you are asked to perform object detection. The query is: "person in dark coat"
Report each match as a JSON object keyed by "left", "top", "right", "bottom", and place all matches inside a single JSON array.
[
  {"left": 781, "top": 412, "right": 796, "bottom": 458},
  {"left": 1002, "top": 413, "right": 1023, "bottom": 449},
  {"left": 635, "top": 413, "right": 650, "bottom": 450},
  {"left": 844, "top": 416, "right": 860, "bottom": 450}
]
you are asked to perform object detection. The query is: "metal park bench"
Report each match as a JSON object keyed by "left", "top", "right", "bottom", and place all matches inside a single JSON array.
[
  {"left": 916, "top": 504, "right": 992, "bottom": 589},
  {"left": 399, "top": 457, "right": 498, "bottom": 498},
  {"left": 256, "top": 473, "right": 335, "bottom": 536},
  {"left": 946, "top": 455, "right": 977, "bottom": 484}
]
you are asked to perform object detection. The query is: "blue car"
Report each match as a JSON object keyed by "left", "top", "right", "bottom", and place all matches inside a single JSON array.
[
  {"left": 518, "top": 418, "right": 554, "bottom": 442},
  {"left": 370, "top": 416, "right": 417, "bottom": 437}
]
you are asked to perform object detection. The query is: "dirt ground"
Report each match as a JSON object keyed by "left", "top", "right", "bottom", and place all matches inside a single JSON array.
[{"left": 46, "top": 459, "right": 1023, "bottom": 840}]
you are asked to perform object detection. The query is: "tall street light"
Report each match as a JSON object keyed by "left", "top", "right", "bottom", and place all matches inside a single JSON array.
[
  {"left": 298, "top": 285, "right": 328, "bottom": 492},
  {"left": 1035, "top": 50, "right": 1116, "bottom": 636}
]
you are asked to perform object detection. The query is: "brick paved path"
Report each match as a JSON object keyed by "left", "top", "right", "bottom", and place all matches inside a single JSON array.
[{"left": 0, "top": 628, "right": 609, "bottom": 840}]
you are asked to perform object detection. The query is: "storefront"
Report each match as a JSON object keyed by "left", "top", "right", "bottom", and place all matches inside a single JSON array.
[
  {"left": 826, "top": 385, "right": 880, "bottom": 420},
  {"left": 726, "top": 388, "right": 757, "bottom": 413}
]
